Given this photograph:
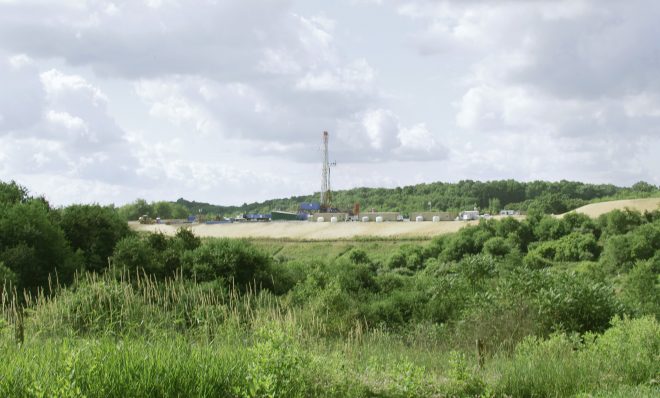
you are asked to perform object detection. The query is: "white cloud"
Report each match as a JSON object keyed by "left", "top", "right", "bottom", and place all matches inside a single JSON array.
[
  {"left": 1, "top": 0, "right": 659, "bottom": 205},
  {"left": 41, "top": 69, "right": 107, "bottom": 103},
  {"left": 8, "top": 53, "right": 31, "bottom": 69},
  {"left": 362, "top": 109, "right": 399, "bottom": 150},
  {"left": 296, "top": 59, "right": 375, "bottom": 92},
  {"left": 46, "top": 110, "right": 88, "bottom": 133}
]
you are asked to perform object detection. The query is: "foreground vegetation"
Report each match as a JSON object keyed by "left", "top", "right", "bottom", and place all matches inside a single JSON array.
[
  {"left": 1, "top": 270, "right": 658, "bottom": 397},
  {"left": 1, "top": 179, "right": 659, "bottom": 396}
]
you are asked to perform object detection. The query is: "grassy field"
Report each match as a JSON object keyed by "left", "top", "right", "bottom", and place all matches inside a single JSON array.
[{"left": 562, "top": 197, "right": 660, "bottom": 218}]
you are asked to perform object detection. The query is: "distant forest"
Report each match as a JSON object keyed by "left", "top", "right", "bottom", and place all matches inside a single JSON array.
[{"left": 119, "top": 179, "right": 660, "bottom": 220}]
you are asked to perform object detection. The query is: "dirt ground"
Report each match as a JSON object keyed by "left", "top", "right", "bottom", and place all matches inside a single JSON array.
[
  {"left": 129, "top": 198, "right": 660, "bottom": 240},
  {"left": 560, "top": 197, "right": 660, "bottom": 218},
  {"left": 129, "top": 219, "right": 497, "bottom": 240}
]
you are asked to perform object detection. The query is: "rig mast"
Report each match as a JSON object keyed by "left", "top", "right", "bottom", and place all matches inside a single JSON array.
[{"left": 320, "top": 131, "right": 335, "bottom": 211}]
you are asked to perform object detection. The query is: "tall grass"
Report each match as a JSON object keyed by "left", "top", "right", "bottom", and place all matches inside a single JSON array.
[{"left": 1, "top": 271, "right": 658, "bottom": 397}]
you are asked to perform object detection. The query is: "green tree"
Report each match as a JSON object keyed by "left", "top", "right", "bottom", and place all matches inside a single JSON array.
[
  {"left": 631, "top": 181, "right": 656, "bottom": 193},
  {"left": 0, "top": 200, "right": 77, "bottom": 290},
  {"left": 0, "top": 180, "right": 29, "bottom": 205},
  {"left": 59, "top": 204, "right": 131, "bottom": 273},
  {"left": 621, "top": 257, "right": 660, "bottom": 318}
]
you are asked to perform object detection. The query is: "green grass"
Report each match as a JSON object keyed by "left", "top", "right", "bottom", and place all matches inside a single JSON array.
[{"left": 1, "top": 271, "right": 657, "bottom": 397}]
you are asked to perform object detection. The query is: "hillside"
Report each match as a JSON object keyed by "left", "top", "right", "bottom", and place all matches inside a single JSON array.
[{"left": 561, "top": 197, "right": 660, "bottom": 218}]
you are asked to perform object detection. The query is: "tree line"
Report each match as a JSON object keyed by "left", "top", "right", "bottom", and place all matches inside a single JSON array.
[{"left": 119, "top": 179, "right": 659, "bottom": 220}]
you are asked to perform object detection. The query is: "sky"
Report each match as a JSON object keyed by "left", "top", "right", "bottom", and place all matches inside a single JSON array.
[{"left": 0, "top": 0, "right": 659, "bottom": 206}]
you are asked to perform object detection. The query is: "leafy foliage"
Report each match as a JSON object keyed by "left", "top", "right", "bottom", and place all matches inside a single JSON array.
[{"left": 59, "top": 204, "right": 131, "bottom": 272}]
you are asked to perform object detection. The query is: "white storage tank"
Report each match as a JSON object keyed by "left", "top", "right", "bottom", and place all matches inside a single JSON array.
[
  {"left": 432, "top": 216, "right": 440, "bottom": 222},
  {"left": 375, "top": 216, "right": 383, "bottom": 223},
  {"left": 330, "top": 216, "right": 338, "bottom": 223},
  {"left": 416, "top": 216, "right": 424, "bottom": 222},
  {"left": 317, "top": 217, "right": 325, "bottom": 223},
  {"left": 362, "top": 216, "right": 369, "bottom": 222}
]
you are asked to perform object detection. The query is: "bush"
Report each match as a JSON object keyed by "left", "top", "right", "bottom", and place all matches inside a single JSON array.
[
  {"left": 240, "top": 324, "right": 309, "bottom": 398},
  {"left": 181, "top": 239, "right": 271, "bottom": 288},
  {"left": 598, "top": 209, "right": 644, "bottom": 237},
  {"left": 534, "top": 216, "right": 569, "bottom": 241},
  {"left": 600, "top": 234, "right": 634, "bottom": 271},
  {"left": 59, "top": 204, "right": 131, "bottom": 273},
  {"left": 621, "top": 257, "right": 660, "bottom": 318},
  {"left": 496, "top": 316, "right": 660, "bottom": 397},
  {"left": 442, "top": 226, "right": 491, "bottom": 262},
  {"left": 483, "top": 236, "right": 512, "bottom": 257},
  {"left": 526, "top": 232, "right": 599, "bottom": 265},
  {"left": 112, "top": 235, "right": 159, "bottom": 276},
  {"left": 536, "top": 272, "right": 621, "bottom": 334},
  {"left": 601, "top": 222, "right": 660, "bottom": 272},
  {"left": 458, "top": 254, "right": 496, "bottom": 285},
  {"left": 174, "top": 228, "right": 201, "bottom": 251},
  {"left": 554, "top": 232, "right": 599, "bottom": 262},
  {"left": 523, "top": 251, "right": 554, "bottom": 269},
  {"left": 0, "top": 261, "right": 17, "bottom": 286}
]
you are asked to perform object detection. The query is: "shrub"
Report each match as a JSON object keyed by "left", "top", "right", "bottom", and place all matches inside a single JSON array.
[
  {"left": 59, "top": 204, "right": 131, "bottom": 273},
  {"left": 496, "top": 316, "right": 660, "bottom": 397},
  {"left": 0, "top": 261, "right": 17, "bottom": 286},
  {"left": 387, "top": 245, "right": 425, "bottom": 271},
  {"left": 112, "top": 235, "right": 159, "bottom": 276},
  {"left": 621, "top": 257, "right": 660, "bottom": 318},
  {"left": 598, "top": 208, "right": 645, "bottom": 236},
  {"left": 239, "top": 325, "right": 308, "bottom": 398},
  {"left": 483, "top": 236, "right": 512, "bottom": 257},
  {"left": 554, "top": 232, "right": 599, "bottom": 262},
  {"left": 174, "top": 227, "right": 201, "bottom": 251},
  {"left": 443, "top": 351, "right": 485, "bottom": 397},
  {"left": 601, "top": 222, "right": 660, "bottom": 272},
  {"left": 536, "top": 272, "right": 621, "bottom": 334},
  {"left": 181, "top": 239, "right": 271, "bottom": 288},
  {"left": 523, "top": 251, "right": 554, "bottom": 270},
  {"left": 458, "top": 254, "right": 497, "bottom": 285},
  {"left": 442, "top": 226, "right": 491, "bottom": 262},
  {"left": 525, "top": 232, "right": 599, "bottom": 266},
  {"left": 534, "top": 216, "right": 569, "bottom": 241},
  {"left": 348, "top": 248, "right": 371, "bottom": 265},
  {"left": 600, "top": 234, "right": 633, "bottom": 271}
]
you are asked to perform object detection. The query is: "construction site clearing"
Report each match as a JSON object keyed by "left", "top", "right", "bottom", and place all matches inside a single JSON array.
[
  {"left": 128, "top": 198, "right": 660, "bottom": 240},
  {"left": 129, "top": 216, "right": 523, "bottom": 240}
]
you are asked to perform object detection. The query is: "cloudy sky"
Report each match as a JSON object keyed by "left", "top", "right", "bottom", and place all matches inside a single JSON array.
[{"left": 1, "top": 0, "right": 659, "bottom": 206}]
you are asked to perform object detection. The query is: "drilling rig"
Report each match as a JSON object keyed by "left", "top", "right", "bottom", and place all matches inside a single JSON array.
[{"left": 320, "top": 131, "right": 337, "bottom": 212}]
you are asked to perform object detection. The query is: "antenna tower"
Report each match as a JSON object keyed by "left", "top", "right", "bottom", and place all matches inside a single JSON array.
[{"left": 320, "top": 131, "right": 335, "bottom": 211}]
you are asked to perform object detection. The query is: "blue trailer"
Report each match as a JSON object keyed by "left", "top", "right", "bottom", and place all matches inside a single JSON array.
[
  {"left": 243, "top": 213, "right": 271, "bottom": 221},
  {"left": 299, "top": 202, "right": 321, "bottom": 211}
]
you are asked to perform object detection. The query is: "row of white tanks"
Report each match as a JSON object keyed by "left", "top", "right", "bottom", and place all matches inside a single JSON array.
[{"left": 316, "top": 215, "right": 442, "bottom": 223}]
